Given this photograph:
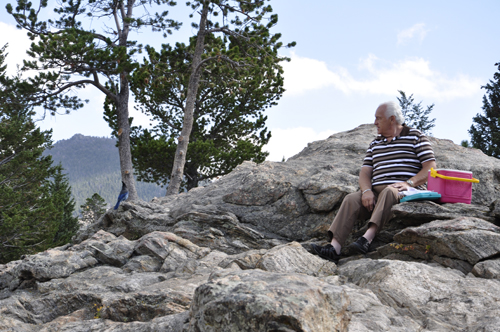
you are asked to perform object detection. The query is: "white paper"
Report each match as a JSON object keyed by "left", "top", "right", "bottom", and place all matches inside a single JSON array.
[{"left": 400, "top": 188, "right": 434, "bottom": 196}]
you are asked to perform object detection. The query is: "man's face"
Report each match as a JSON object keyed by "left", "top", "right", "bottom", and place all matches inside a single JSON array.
[{"left": 374, "top": 105, "right": 394, "bottom": 136}]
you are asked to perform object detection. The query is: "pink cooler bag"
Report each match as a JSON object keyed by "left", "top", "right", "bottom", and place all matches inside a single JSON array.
[{"left": 427, "top": 168, "right": 480, "bottom": 204}]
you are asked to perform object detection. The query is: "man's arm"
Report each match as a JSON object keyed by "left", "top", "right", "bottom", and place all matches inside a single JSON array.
[
  {"left": 359, "top": 166, "right": 376, "bottom": 211},
  {"left": 389, "top": 160, "right": 437, "bottom": 191}
]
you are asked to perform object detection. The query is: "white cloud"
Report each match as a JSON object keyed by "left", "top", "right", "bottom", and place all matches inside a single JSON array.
[
  {"left": 280, "top": 52, "right": 342, "bottom": 95},
  {"left": 265, "top": 127, "right": 336, "bottom": 162},
  {"left": 0, "top": 22, "right": 32, "bottom": 75},
  {"left": 397, "top": 23, "right": 429, "bottom": 45},
  {"left": 282, "top": 52, "right": 482, "bottom": 101}
]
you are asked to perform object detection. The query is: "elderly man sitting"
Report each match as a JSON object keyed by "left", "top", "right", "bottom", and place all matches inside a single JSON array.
[{"left": 311, "top": 101, "right": 437, "bottom": 263}]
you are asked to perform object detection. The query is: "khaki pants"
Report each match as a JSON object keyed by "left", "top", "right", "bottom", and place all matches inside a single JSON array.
[{"left": 327, "top": 185, "right": 399, "bottom": 245}]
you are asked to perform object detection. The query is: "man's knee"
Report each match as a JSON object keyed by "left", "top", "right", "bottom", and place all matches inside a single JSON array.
[{"left": 343, "top": 191, "right": 362, "bottom": 204}]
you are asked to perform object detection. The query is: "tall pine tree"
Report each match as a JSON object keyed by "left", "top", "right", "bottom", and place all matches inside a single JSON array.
[
  {"left": 50, "top": 165, "right": 79, "bottom": 246},
  {"left": 125, "top": 0, "right": 293, "bottom": 194},
  {"left": 0, "top": 44, "right": 59, "bottom": 263},
  {"left": 126, "top": 31, "right": 283, "bottom": 190},
  {"left": 469, "top": 62, "right": 500, "bottom": 158}
]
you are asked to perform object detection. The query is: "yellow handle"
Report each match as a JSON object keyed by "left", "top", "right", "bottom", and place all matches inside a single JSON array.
[{"left": 430, "top": 168, "right": 480, "bottom": 183}]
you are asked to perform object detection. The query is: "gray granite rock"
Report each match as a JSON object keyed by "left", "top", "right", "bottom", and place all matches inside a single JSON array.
[
  {"left": 122, "top": 255, "right": 163, "bottom": 273},
  {"left": 13, "top": 248, "right": 98, "bottom": 282},
  {"left": 134, "top": 231, "right": 172, "bottom": 260},
  {"left": 256, "top": 241, "right": 337, "bottom": 277},
  {"left": 338, "top": 259, "right": 500, "bottom": 331},
  {"left": 472, "top": 258, "right": 500, "bottom": 279},
  {"left": 4, "top": 124, "right": 500, "bottom": 331},
  {"left": 184, "top": 268, "right": 421, "bottom": 332},
  {"left": 391, "top": 201, "right": 496, "bottom": 226},
  {"left": 90, "top": 235, "right": 136, "bottom": 267},
  {"left": 392, "top": 217, "right": 500, "bottom": 265},
  {"left": 72, "top": 126, "right": 500, "bottom": 256}
]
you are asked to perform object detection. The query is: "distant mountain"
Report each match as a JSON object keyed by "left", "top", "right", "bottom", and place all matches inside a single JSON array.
[{"left": 43, "top": 134, "right": 166, "bottom": 213}]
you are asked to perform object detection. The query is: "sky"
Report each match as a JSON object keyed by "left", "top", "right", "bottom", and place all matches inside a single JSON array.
[{"left": 1, "top": 1, "right": 499, "bottom": 162}]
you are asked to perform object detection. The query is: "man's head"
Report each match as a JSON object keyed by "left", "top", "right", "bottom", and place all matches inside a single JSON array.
[{"left": 374, "top": 101, "right": 404, "bottom": 137}]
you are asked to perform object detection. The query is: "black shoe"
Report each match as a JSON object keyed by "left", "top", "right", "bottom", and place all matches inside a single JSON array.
[
  {"left": 347, "top": 237, "right": 370, "bottom": 256},
  {"left": 311, "top": 244, "right": 340, "bottom": 264}
]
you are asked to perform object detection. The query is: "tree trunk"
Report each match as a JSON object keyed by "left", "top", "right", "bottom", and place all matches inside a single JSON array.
[
  {"left": 112, "top": 0, "right": 138, "bottom": 201},
  {"left": 116, "top": 77, "right": 139, "bottom": 200},
  {"left": 166, "top": 4, "right": 209, "bottom": 195}
]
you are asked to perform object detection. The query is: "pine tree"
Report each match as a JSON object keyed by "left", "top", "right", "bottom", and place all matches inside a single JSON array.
[
  {"left": 469, "top": 62, "right": 500, "bottom": 158},
  {"left": 126, "top": 30, "right": 283, "bottom": 189},
  {"left": 0, "top": 44, "right": 60, "bottom": 263},
  {"left": 80, "top": 193, "right": 107, "bottom": 226},
  {"left": 397, "top": 90, "right": 436, "bottom": 135},
  {"left": 6, "top": 0, "right": 182, "bottom": 201},
  {"left": 160, "top": 0, "right": 294, "bottom": 195},
  {"left": 50, "top": 165, "right": 79, "bottom": 246}
]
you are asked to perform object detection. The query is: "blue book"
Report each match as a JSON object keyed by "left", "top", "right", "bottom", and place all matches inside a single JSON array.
[{"left": 400, "top": 192, "right": 441, "bottom": 202}]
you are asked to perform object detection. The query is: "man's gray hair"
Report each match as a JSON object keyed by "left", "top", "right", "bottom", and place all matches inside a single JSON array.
[{"left": 381, "top": 101, "right": 405, "bottom": 125}]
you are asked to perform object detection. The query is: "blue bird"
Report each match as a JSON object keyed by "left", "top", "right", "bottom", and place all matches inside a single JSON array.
[{"left": 114, "top": 181, "right": 129, "bottom": 210}]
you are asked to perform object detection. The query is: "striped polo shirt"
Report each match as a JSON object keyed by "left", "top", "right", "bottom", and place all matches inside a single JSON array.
[{"left": 362, "top": 125, "right": 435, "bottom": 187}]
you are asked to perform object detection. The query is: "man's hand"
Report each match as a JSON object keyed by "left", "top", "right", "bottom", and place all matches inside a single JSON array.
[
  {"left": 388, "top": 181, "right": 411, "bottom": 191},
  {"left": 362, "top": 190, "right": 376, "bottom": 212},
  {"left": 359, "top": 166, "right": 375, "bottom": 211}
]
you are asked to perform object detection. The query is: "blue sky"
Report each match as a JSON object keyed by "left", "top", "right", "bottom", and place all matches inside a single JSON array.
[{"left": 1, "top": 1, "right": 499, "bottom": 161}]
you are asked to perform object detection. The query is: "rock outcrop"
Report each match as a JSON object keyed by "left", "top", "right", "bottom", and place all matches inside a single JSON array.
[{"left": 2, "top": 124, "right": 500, "bottom": 331}]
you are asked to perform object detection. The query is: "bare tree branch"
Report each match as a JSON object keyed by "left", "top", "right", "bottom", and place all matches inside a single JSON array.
[
  {"left": 114, "top": 3, "right": 123, "bottom": 35},
  {"left": 29, "top": 78, "right": 117, "bottom": 105}
]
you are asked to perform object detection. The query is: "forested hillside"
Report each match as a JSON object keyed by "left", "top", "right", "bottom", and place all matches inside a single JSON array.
[{"left": 43, "top": 134, "right": 165, "bottom": 213}]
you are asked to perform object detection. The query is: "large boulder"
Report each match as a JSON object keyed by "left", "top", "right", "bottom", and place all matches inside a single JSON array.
[
  {"left": 73, "top": 125, "right": 500, "bottom": 256},
  {"left": 338, "top": 259, "right": 500, "bottom": 331},
  {"left": 392, "top": 217, "right": 500, "bottom": 265},
  {"left": 185, "top": 269, "right": 421, "bottom": 332}
]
